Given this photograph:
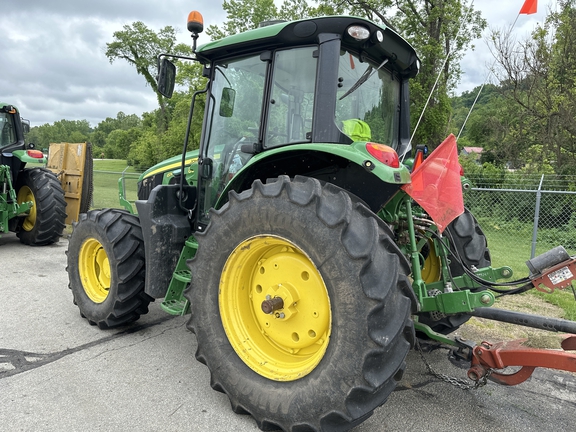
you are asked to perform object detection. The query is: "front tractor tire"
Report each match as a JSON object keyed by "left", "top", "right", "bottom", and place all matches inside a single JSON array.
[
  {"left": 419, "top": 208, "right": 491, "bottom": 334},
  {"left": 15, "top": 168, "right": 66, "bottom": 245},
  {"left": 186, "top": 176, "right": 416, "bottom": 432},
  {"left": 67, "top": 209, "right": 152, "bottom": 329}
]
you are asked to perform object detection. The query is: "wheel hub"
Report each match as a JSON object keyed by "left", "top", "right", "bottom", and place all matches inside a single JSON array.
[{"left": 261, "top": 296, "right": 284, "bottom": 314}]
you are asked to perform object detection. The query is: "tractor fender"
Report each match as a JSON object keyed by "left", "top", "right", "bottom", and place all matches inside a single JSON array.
[
  {"left": 11, "top": 149, "right": 47, "bottom": 165},
  {"left": 219, "top": 142, "right": 412, "bottom": 214}
]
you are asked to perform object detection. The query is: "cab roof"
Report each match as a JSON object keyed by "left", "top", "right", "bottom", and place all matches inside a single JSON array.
[{"left": 196, "top": 16, "right": 419, "bottom": 78}]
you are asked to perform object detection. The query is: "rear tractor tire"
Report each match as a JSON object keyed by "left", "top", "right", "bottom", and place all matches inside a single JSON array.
[
  {"left": 186, "top": 176, "right": 416, "bottom": 432},
  {"left": 15, "top": 168, "right": 66, "bottom": 245},
  {"left": 66, "top": 209, "right": 152, "bottom": 329}
]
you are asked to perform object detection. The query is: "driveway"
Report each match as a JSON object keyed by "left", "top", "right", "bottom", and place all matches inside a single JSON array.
[{"left": 1, "top": 233, "right": 575, "bottom": 431}]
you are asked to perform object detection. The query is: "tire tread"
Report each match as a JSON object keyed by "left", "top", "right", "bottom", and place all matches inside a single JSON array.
[{"left": 186, "top": 176, "right": 415, "bottom": 431}]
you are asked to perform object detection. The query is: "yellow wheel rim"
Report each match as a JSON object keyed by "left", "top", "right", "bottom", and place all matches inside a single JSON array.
[
  {"left": 79, "top": 238, "right": 111, "bottom": 303},
  {"left": 220, "top": 235, "right": 331, "bottom": 381},
  {"left": 16, "top": 185, "right": 37, "bottom": 231},
  {"left": 421, "top": 240, "right": 441, "bottom": 283}
]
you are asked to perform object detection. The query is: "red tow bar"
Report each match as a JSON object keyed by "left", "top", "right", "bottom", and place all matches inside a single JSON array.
[{"left": 468, "top": 335, "right": 576, "bottom": 386}]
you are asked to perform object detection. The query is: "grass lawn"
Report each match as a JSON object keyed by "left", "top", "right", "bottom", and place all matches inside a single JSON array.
[
  {"left": 484, "top": 226, "right": 576, "bottom": 321},
  {"left": 93, "top": 159, "right": 140, "bottom": 173},
  {"left": 92, "top": 159, "right": 142, "bottom": 209}
]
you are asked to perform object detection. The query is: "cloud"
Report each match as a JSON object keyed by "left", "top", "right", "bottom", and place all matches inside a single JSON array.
[
  {"left": 0, "top": 0, "right": 558, "bottom": 127},
  {"left": 0, "top": 1, "right": 225, "bottom": 127},
  {"left": 457, "top": 0, "right": 555, "bottom": 94}
]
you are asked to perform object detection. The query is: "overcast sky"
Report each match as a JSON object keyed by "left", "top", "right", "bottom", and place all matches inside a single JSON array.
[{"left": 0, "top": 0, "right": 554, "bottom": 128}]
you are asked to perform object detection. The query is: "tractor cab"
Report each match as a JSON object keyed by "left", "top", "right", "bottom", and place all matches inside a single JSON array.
[
  {"left": 0, "top": 104, "right": 42, "bottom": 173},
  {"left": 158, "top": 14, "right": 419, "bottom": 229},
  {"left": 0, "top": 105, "right": 27, "bottom": 173},
  {"left": 0, "top": 105, "right": 24, "bottom": 152}
]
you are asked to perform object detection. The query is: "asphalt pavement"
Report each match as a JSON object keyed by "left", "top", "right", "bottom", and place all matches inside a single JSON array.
[{"left": 1, "top": 232, "right": 575, "bottom": 432}]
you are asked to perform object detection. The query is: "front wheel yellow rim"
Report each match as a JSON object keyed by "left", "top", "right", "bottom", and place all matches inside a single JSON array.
[
  {"left": 79, "top": 238, "right": 111, "bottom": 303},
  {"left": 421, "top": 240, "right": 441, "bottom": 283},
  {"left": 16, "top": 185, "right": 37, "bottom": 231},
  {"left": 219, "top": 235, "right": 331, "bottom": 381}
]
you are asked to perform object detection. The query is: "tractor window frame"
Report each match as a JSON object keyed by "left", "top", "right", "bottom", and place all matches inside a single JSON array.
[
  {"left": 0, "top": 112, "right": 17, "bottom": 149},
  {"left": 263, "top": 45, "right": 318, "bottom": 149},
  {"left": 198, "top": 52, "right": 269, "bottom": 225}
]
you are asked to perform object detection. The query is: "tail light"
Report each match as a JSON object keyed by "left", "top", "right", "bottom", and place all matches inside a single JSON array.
[
  {"left": 27, "top": 150, "right": 44, "bottom": 158},
  {"left": 366, "top": 143, "right": 399, "bottom": 168}
]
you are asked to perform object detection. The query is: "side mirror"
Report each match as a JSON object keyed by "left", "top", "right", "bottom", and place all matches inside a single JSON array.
[
  {"left": 219, "top": 87, "right": 236, "bottom": 117},
  {"left": 157, "top": 58, "right": 176, "bottom": 98}
]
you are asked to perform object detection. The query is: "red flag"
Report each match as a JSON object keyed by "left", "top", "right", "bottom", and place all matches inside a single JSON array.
[
  {"left": 520, "top": 0, "right": 537, "bottom": 14},
  {"left": 401, "top": 134, "right": 464, "bottom": 233}
]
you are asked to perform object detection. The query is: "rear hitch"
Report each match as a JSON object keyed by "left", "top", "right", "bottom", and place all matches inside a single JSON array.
[{"left": 468, "top": 335, "right": 576, "bottom": 386}]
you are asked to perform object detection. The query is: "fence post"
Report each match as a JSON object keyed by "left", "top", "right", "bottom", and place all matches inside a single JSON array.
[{"left": 530, "top": 174, "right": 545, "bottom": 259}]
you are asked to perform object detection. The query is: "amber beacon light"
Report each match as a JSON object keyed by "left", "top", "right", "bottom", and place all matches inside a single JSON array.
[{"left": 187, "top": 11, "right": 204, "bottom": 34}]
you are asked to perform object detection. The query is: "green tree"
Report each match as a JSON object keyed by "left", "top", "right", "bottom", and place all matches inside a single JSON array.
[
  {"left": 28, "top": 119, "right": 91, "bottom": 150},
  {"left": 105, "top": 22, "right": 193, "bottom": 131},
  {"left": 103, "top": 128, "right": 143, "bottom": 159},
  {"left": 128, "top": 124, "right": 162, "bottom": 168},
  {"left": 90, "top": 112, "right": 143, "bottom": 158},
  {"left": 490, "top": 0, "right": 576, "bottom": 174},
  {"left": 451, "top": 87, "right": 528, "bottom": 169}
]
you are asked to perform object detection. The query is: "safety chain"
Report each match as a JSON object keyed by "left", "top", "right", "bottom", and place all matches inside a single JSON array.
[{"left": 415, "top": 339, "right": 490, "bottom": 390}]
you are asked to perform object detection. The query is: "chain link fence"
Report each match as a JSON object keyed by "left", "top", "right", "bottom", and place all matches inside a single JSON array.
[{"left": 464, "top": 174, "right": 576, "bottom": 271}]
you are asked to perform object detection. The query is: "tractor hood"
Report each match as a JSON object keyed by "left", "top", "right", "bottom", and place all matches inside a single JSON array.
[{"left": 139, "top": 150, "right": 199, "bottom": 182}]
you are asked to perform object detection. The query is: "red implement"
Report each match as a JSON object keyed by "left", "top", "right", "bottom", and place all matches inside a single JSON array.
[{"left": 468, "top": 335, "right": 576, "bottom": 386}]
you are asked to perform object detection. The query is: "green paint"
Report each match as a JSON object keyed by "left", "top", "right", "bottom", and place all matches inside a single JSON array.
[{"left": 160, "top": 237, "right": 198, "bottom": 315}]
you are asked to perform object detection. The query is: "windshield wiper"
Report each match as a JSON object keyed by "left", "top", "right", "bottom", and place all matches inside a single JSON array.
[{"left": 339, "top": 58, "right": 389, "bottom": 100}]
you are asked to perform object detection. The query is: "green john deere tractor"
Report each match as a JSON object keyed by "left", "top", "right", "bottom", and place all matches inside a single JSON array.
[
  {"left": 0, "top": 104, "right": 66, "bottom": 245},
  {"left": 66, "top": 12, "right": 576, "bottom": 432}
]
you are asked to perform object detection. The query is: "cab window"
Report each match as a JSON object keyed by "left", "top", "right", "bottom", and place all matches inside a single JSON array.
[
  {"left": 265, "top": 46, "right": 317, "bottom": 147},
  {"left": 335, "top": 51, "right": 400, "bottom": 147}
]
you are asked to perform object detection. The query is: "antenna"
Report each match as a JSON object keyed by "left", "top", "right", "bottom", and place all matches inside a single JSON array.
[{"left": 408, "top": 1, "right": 474, "bottom": 149}]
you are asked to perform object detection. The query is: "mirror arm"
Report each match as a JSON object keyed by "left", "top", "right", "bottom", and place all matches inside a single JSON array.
[{"left": 157, "top": 53, "right": 198, "bottom": 69}]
